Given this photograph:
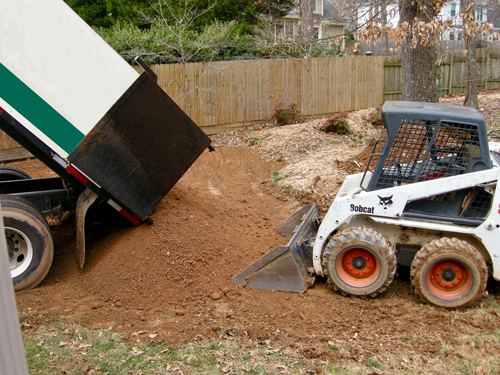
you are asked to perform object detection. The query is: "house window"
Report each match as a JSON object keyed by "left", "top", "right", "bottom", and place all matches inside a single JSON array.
[
  {"left": 476, "top": 8, "right": 485, "bottom": 22},
  {"left": 276, "top": 23, "right": 284, "bottom": 41},
  {"left": 451, "top": 3, "right": 456, "bottom": 17},
  {"left": 285, "top": 20, "right": 295, "bottom": 41},
  {"left": 311, "top": 0, "right": 324, "bottom": 15}
]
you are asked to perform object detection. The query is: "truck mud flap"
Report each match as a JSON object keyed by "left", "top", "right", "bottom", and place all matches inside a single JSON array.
[
  {"left": 232, "top": 204, "right": 319, "bottom": 293},
  {"left": 75, "top": 188, "right": 99, "bottom": 268}
]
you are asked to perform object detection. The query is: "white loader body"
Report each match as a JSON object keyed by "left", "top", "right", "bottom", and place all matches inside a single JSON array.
[{"left": 313, "top": 150, "right": 500, "bottom": 279}]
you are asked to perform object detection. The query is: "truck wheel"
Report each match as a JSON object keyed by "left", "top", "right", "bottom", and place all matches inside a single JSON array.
[
  {"left": 323, "top": 226, "right": 396, "bottom": 298},
  {"left": 1, "top": 195, "right": 54, "bottom": 291},
  {"left": 0, "top": 166, "right": 31, "bottom": 181},
  {"left": 410, "top": 238, "right": 487, "bottom": 308}
]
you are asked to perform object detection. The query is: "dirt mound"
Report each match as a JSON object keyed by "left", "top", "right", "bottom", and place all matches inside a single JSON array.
[
  {"left": 15, "top": 148, "right": 302, "bottom": 341},
  {"left": 77, "top": 147, "right": 295, "bottom": 311}
]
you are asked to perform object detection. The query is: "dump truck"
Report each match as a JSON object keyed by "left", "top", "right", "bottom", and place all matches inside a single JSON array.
[
  {"left": 234, "top": 101, "right": 500, "bottom": 308},
  {"left": 1, "top": 0, "right": 212, "bottom": 291}
]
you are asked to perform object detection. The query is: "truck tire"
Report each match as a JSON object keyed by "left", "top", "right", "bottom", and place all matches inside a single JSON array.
[
  {"left": 410, "top": 238, "right": 487, "bottom": 308},
  {"left": 1, "top": 195, "right": 54, "bottom": 291},
  {"left": 0, "top": 166, "right": 31, "bottom": 181},
  {"left": 323, "top": 226, "right": 396, "bottom": 298}
]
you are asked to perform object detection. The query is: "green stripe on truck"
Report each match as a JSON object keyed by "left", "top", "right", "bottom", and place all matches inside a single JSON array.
[{"left": 0, "top": 63, "right": 85, "bottom": 154}]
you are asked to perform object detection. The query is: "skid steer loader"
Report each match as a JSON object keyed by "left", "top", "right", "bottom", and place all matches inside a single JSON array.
[{"left": 233, "top": 101, "right": 500, "bottom": 308}]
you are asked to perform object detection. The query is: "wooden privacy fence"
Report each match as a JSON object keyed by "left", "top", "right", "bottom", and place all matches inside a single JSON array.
[
  {"left": 0, "top": 131, "right": 32, "bottom": 162},
  {"left": 3, "top": 48, "right": 500, "bottom": 157},
  {"left": 384, "top": 47, "right": 500, "bottom": 102},
  {"left": 139, "top": 47, "right": 500, "bottom": 132},
  {"left": 142, "top": 57, "right": 385, "bottom": 134}
]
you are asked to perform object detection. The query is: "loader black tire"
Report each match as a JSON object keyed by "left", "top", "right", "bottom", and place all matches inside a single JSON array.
[
  {"left": 0, "top": 166, "right": 31, "bottom": 181},
  {"left": 323, "top": 226, "right": 396, "bottom": 298},
  {"left": 410, "top": 238, "right": 487, "bottom": 308},
  {"left": 1, "top": 195, "right": 54, "bottom": 291}
]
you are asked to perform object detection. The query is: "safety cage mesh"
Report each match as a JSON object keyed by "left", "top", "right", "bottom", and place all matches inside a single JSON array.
[
  {"left": 461, "top": 188, "right": 493, "bottom": 218},
  {"left": 373, "top": 118, "right": 481, "bottom": 190}
]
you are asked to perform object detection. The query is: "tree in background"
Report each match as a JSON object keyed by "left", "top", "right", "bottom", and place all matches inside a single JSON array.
[
  {"left": 380, "top": 4, "right": 389, "bottom": 56},
  {"left": 398, "top": 0, "right": 439, "bottom": 102},
  {"left": 65, "top": 0, "right": 150, "bottom": 27},
  {"left": 461, "top": 0, "right": 478, "bottom": 108},
  {"left": 137, "top": 0, "right": 243, "bottom": 64},
  {"left": 459, "top": 0, "right": 493, "bottom": 109},
  {"left": 299, "top": 0, "right": 314, "bottom": 40},
  {"left": 195, "top": 0, "right": 295, "bottom": 34},
  {"left": 73, "top": 0, "right": 297, "bottom": 62},
  {"left": 67, "top": 0, "right": 294, "bottom": 31},
  {"left": 352, "top": 0, "right": 494, "bottom": 103},
  {"left": 252, "top": 0, "right": 347, "bottom": 60}
]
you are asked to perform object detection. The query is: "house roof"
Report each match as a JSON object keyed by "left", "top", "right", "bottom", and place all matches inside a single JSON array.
[
  {"left": 487, "top": 10, "right": 500, "bottom": 29},
  {"left": 281, "top": 0, "right": 349, "bottom": 25},
  {"left": 324, "top": 0, "right": 349, "bottom": 24}
]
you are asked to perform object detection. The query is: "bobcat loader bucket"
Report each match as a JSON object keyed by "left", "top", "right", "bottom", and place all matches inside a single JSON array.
[{"left": 232, "top": 204, "right": 319, "bottom": 292}]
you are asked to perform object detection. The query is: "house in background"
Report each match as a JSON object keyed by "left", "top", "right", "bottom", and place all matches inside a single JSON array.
[
  {"left": 275, "top": 0, "right": 349, "bottom": 47},
  {"left": 440, "top": 0, "right": 489, "bottom": 40},
  {"left": 488, "top": 8, "right": 500, "bottom": 40},
  {"left": 357, "top": 0, "right": 490, "bottom": 41},
  {"left": 357, "top": 0, "right": 399, "bottom": 29},
  {"left": 355, "top": 0, "right": 495, "bottom": 55}
]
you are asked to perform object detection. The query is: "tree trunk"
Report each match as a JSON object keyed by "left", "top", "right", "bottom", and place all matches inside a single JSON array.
[
  {"left": 399, "top": 0, "right": 439, "bottom": 102},
  {"left": 299, "top": 0, "right": 314, "bottom": 40},
  {"left": 461, "top": 0, "right": 478, "bottom": 109},
  {"left": 381, "top": 4, "right": 389, "bottom": 56}
]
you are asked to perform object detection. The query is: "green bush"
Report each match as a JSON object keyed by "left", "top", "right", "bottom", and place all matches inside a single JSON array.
[
  {"left": 96, "top": 20, "right": 255, "bottom": 64},
  {"left": 272, "top": 170, "right": 288, "bottom": 181},
  {"left": 272, "top": 102, "right": 302, "bottom": 126},
  {"left": 366, "top": 106, "right": 384, "bottom": 127},
  {"left": 320, "top": 112, "right": 350, "bottom": 134}
]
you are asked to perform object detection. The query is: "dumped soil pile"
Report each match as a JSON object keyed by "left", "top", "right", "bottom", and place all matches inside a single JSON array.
[
  {"left": 14, "top": 148, "right": 299, "bottom": 338},
  {"left": 12, "top": 90, "right": 500, "bottom": 373}
]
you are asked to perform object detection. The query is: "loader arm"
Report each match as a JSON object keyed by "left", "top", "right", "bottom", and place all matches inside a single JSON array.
[{"left": 312, "top": 168, "right": 500, "bottom": 275}]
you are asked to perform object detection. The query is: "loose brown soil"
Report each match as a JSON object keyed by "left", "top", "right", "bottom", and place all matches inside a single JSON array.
[{"left": 13, "top": 91, "right": 500, "bottom": 374}]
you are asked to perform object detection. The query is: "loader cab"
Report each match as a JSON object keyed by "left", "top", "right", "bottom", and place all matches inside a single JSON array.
[{"left": 363, "top": 101, "right": 493, "bottom": 223}]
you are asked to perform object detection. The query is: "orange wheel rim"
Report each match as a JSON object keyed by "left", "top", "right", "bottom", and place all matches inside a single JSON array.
[
  {"left": 336, "top": 248, "right": 379, "bottom": 287},
  {"left": 427, "top": 259, "right": 472, "bottom": 299}
]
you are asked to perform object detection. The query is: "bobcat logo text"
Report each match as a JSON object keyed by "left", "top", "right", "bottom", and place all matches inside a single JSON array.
[{"left": 350, "top": 204, "right": 375, "bottom": 214}]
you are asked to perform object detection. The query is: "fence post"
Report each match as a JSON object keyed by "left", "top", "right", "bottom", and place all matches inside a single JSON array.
[
  {"left": 484, "top": 50, "right": 489, "bottom": 90},
  {"left": 448, "top": 54, "right": 453, "bottom": 95}
]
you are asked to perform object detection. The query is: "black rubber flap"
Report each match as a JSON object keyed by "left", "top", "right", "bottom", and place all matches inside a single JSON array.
[{"left": 68, "top": 73, "right": 211, "bottom": 220}]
